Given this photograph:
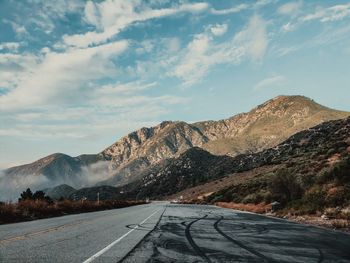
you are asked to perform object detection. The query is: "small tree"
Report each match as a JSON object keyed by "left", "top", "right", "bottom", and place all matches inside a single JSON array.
[
  {"left": 18, "top": 188, "right": 53, "bottom": 203},
  {"left": 269, "top": 169, "right": 303, "bottom": 205},
  {"left": 18, "top": 188, "right": 33, "bottom": 202},
  {"left": 33, "top": 191, "right": 46, "bottom": 200}
]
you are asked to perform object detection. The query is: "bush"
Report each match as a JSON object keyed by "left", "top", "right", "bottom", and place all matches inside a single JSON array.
[
  {"left": 18, "top": 188, "right": 53, "bottom": 204},
  {"left": 0, "top": 199, "right": 146, "bottom": 224},
  {"left": 269, "top": 169, "right": 303, "bottom": 205},
  {"left": 303, "top": 186, "right": 325, "bottom": 212}
]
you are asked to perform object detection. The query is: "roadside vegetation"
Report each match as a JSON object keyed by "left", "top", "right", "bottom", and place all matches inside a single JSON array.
[
  {"left": 204, "top": 126, "right": 350, "bottom": 230},
  {"left": 0, "top": 188, "right": 146, "bottom": 224}
]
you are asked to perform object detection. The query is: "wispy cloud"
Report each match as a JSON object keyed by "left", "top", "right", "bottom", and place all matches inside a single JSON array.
[
  {"left": 211, "top": 0, "right": 275, "bottom": 15},
  {"left": 171, "top": 15, "right": 268, "bottom": 86},
  {"left": 253, "top": 75, "right": 285, "bottom": 90},
  {"left": 281, "top": 2, "right": 350, "bottom": 33},
  {"left": 275, "top": 23, "right": 350, "bottom": 56},
  {"left": 64, "top": 1, "right": 209, "bottom": 48},
  {"left": 234, "top": 15, "right": 268, "bottom": 62},
  {"left": 210, "top": 23, "right": 228, "bottom": 36},
  {"left": 211, "top": 4, "right": 249, "bottom": 15},
  {"left": 0, "top": 42, "right": 21, "bottom": 52},
  {"left": 170, "top": 25, "right": 243, "bottom": 86},
  {"left": 0, "top": 41, "right": 128, "bottom": 110},
  {"left": 277, "top": 1, "right": 303, "bottom": 16},
  {"left": 301, "top": 3, "right": 350, "bottom": 23}
]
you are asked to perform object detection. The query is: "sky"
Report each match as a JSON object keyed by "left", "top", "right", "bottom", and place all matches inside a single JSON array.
[{"left": 0, "top": 0, "right": 350, "bottom": 169}]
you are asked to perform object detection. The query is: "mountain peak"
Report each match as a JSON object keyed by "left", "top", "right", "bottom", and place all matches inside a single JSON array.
[{"left": 256, "top": 95, "right": 322, "bottom": 110}]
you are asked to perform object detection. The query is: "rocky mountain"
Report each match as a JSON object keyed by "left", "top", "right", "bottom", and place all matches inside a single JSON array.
[
  {"left": 4, "top": 95, "right": 349, "bottom": 190},
  {"left": 98, "top": 95, "right": 349, "bottom": 185},
  {"left": 118, "top": 117, "right": 350, "bottom": 201},
  {"left": 33, "top": 117, "right": 350, "bottom": 202}
]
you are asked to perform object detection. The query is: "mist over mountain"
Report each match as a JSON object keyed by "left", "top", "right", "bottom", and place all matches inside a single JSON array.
[{"left": 2, "top": 95, "right": 349, "bottom": 201}]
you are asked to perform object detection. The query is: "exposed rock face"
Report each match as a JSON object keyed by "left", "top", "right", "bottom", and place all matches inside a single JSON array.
[
  {"left": 119, "top": 117, "right": 350, "bottom": 199},
  {"left": 4, "top": 95, "right": 349, "bottom": 188},
  {"left": 99, "top": 95, "right": 349, "bottom": 185},
  {"left": 195, "top": 95, "right": 349, "bottom": 155}
]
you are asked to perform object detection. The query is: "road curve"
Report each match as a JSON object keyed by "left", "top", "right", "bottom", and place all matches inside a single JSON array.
[
  {"left": 1, "top": 203, "right": 350, "bottom": 262},
  {"left": 123, "top": 204, "right": 350, "bottom": 263}
]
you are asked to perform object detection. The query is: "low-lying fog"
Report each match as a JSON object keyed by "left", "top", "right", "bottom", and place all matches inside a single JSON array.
[{"left": 0, "top": 161, "right": 112, "bottom": 202}]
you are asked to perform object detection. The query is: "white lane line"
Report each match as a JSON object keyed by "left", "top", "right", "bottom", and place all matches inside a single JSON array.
[{"left": 82, "top": 208, "right": 161, "bottom": 263}]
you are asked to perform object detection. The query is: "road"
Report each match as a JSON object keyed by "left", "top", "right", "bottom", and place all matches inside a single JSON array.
[{"left": 1, "top": 203, "right": 350, "bottom": 262}]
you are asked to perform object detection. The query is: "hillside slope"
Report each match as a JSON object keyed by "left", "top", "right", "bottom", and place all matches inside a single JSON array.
[
  {"left": 120, "top": 117, "right": 350, "bottom": 207},
  {"left": 4, "top": 95, "right": 349, "bottom": 191},
  {"left": 100, "top": 95, "right": 349, "bottom": 185}
]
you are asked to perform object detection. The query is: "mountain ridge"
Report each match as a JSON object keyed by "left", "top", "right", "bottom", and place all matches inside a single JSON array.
[{"left": 3, "top": 95, "right": 349, "bottom": 194}]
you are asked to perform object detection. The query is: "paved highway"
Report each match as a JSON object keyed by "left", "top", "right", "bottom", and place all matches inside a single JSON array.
[
  {"left": 0, "top": 202, "right": 165, "bottom": 262},
  {"left": 1, "top": 203, "right": 350, "bottom": 262}
]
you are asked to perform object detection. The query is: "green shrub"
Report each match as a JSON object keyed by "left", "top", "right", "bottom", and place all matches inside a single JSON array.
[
  {"left": 269, "top": 168, "right": 304, "bottom": 205},
  {"left": 303, "top": 186, "right": 325, "bottom": 212}
]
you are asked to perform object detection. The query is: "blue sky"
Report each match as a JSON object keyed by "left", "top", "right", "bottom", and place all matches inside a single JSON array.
[{"left": 0, "top": 0, "right": 350, "bottom": 168}]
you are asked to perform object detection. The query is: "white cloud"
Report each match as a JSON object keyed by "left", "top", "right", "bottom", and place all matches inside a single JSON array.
[
  {"left": 210, "top": 23, "right": 228, "bottom": 36},
  {"left": 8, "top": 21, "right": 27, "bottom": 36},
  {"left": 302, "top": 3, "right": 350, "bottom": 23},
  {"left": 274, "top": 46, "right": 300, "bottom": 57},
  {"left": 0, "top": 53, "right": 38, "bottom": 89},
  {"left": 0, "top": 40, "right": 128, "bottom": 110},
  {"left": 277, "top": 1, "right": 303, "bottom": 16},
  {"left": 281, "top": 22, "right": 296, "bottom": 32},
  {"left": 211, "top": 0, "right": 275, "bottom": 15},
  {"left": 254, "top": 75, "right": 285, "bottom": 90},
  {"left": 0, "top": 42, "right": 21, "bottom": 52},
  {"left": 64, "top": 1, "right": 208, "bottom": 48},
  {"left": 275, "top": 23, "right": 350, "bottom": 56},
  {"left": 95, "top": 81, "right": 157, "bottom": 96},
  {"left": 170, "top": 15, "right": 268, "bottom": 86},
  {"left": 234, "top": 15, "right": 268, "bottom": 61},
  {"left": 171, "top": 30, "right": 221, "bottom": 86},
  {"left": 135, "top": 40, "right": 155, "bottom": 54},
  {"left": 1, "top": 77, "right": 187, "bottom": 142},
  {"left": 254, "top": 0, "right": 277, "bottom": 9},
  {"left": 211, "top": 4, "right": 249, "bottom": 15},
  {"left": 167, "top": 37, "right": 181, "bottom": 53},
  {"left": 283, "top": 3, "right": 350, "bottom": 32}
]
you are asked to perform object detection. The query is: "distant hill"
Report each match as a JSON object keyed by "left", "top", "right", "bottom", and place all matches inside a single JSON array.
[
  {"left": 69, "top": 185, "right": 121, "bottom": 201},
  {"left": 43, "top": 184, "right": 76, "bottom": 200},
  {"left": 4, "top": 95, "right": 349, "bottom": 191}
]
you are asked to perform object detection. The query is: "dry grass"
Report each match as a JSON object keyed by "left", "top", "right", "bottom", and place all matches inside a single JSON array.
[
  {"left": 166, "top": 165, "right": 277, "bottom": 202},
  {"left": 0, "top": 199, "right": 146, "bottom": 224},
  {"left": 215, "top": 202, "right": 271, "bottom": 214}
]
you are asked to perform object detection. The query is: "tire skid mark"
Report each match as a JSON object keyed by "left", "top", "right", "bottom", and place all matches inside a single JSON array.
[
  {"left": 316, "top": 247, "right": 324, "bottom": 263},
  {"left": 213, "top": 216, "right": 274, "bottom": 263},
  {"left": 185, "top": 214, "right": 212, "bottom": 263}
]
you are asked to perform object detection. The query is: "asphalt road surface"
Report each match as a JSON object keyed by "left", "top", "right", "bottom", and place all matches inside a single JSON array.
[{"left": 1, "top": 203, "right": 350, "bottom": 262}]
